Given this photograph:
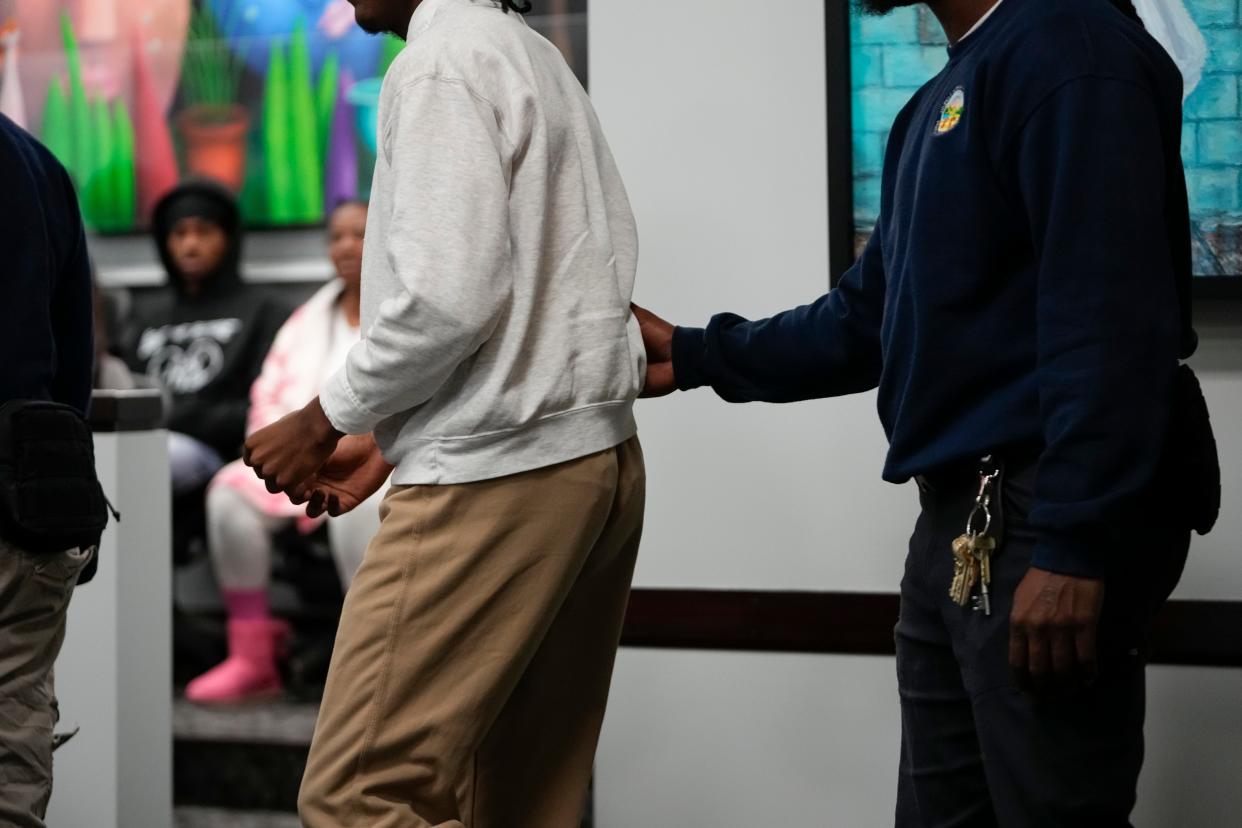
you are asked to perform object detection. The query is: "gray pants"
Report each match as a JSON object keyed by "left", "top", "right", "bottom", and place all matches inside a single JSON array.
[{"left": 0, "top": 539, "right": 91, "bottom": 827}]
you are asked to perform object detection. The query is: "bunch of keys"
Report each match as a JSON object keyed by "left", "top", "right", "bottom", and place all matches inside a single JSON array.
[{"left": 949, "top": 461, "right": 1000, "bottom": 615}]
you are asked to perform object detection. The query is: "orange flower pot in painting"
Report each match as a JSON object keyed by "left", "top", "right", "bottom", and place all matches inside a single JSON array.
[{"left": 178, "top": 104, "right": 249, "bottom": 192}]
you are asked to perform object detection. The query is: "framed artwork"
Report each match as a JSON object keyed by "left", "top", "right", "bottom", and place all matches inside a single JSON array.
[
  {"left": 827, "top": 2, "right": 1242, "bottom": 296},
  {"left": 0, "top": 0, "right": 588, "bottom": 234}
]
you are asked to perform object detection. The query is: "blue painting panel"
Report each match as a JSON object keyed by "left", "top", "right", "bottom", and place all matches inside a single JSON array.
[{"left": 848, "top": 2, "right": 1242, "bottom": 276}]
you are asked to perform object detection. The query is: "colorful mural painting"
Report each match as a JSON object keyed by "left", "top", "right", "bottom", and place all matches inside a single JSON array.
[
  {"left": 0, "top": 0, "right": 588, "bottom": 233},
  {"left": 850, "top": 2, "right": 1242, "bottom": 278}
]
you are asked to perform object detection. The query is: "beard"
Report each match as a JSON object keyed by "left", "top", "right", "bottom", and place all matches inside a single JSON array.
[{"left": 855, "top": 0, "right": 922, "bottom": 14}]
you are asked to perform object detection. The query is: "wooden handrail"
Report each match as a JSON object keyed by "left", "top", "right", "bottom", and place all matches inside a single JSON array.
[{"left": 621, "top": 589, "right": 1242, "bottom": 668}]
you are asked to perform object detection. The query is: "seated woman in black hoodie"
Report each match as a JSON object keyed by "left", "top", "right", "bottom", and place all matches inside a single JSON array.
[{"left": 123, "top": 180, "right": 285, "bottom": 494}]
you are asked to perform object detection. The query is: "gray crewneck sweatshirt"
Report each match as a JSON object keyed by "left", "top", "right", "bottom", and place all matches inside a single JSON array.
[{"left": 320, "top": 0, "right": 643, "bottom": 484}]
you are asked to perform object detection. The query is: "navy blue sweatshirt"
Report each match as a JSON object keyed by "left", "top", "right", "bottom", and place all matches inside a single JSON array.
[
  {"left": 0, "top": 115, "right": 94, "bottom": 416},
  {"left": 672, "top": 0, "right": 1191, "bottom": 578}
]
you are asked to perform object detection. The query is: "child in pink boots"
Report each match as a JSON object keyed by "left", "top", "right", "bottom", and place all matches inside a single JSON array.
[{"left": 186, "top": 203, "right": 384, "bottom": 704}]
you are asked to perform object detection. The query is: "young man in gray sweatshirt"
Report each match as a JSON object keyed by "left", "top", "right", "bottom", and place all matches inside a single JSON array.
[{"left": 243, "top": 0, "right": 645, "bottom": 824}]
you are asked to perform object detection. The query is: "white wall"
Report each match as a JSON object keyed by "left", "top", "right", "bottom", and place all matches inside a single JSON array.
[
  {"left": 590, "top": 0, "right": 1242, "bottom": 824},
  {"left": 591, "top": 0, "right": 910, "bottom": 595},
  {"left": 596, "top": 651, "right": 902, "bottom": 828},
  {"left": 50, "top": 429, "right": 172, "bottom": 828},
  {"left": 595, "top": 651, "right": 1242, "bottom": 828}
]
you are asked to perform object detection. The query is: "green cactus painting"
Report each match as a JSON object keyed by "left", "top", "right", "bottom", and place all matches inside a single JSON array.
[
  {"left": 263, "top": 42, "right": 294, "bottom": 224},
  {"left": 39, "top": 14, "right": 137, "bottom": 232},
  {"left": 60, "top": 12, "right": 92, "bottom": 189},
  {"left": 113, "top": 100, "right": 137, "bottom": 230},
  {"left": 288, "top": 19, "right": 323, "bottom": 222},
  {"left": 41, "top": 79, "right": 71, "bottom": 171},
  {"left": 23, "top": 0, "right": 592, "bottom": 232},
  {"left": 256, "top": 19, "right": 345, "bottom": 225},
  {"left": 86, "top": 98, "right": 113, "bottom": 227},
  {"left": 316, "top": 52, "right": 340, "bottom": 172}
]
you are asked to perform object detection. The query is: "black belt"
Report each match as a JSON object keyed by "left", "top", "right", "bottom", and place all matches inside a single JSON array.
[{"left": 915, "top": 444, "right": 1041, "bottom": 494}]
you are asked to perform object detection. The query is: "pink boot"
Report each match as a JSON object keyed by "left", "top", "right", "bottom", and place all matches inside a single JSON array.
[{"left": 185, "top": 618, "right": 290, "bottom": 704}]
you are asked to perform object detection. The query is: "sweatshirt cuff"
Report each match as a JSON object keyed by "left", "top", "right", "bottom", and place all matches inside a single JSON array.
[
  {"left": 319, "top": 367, "right": 385, "bottom": 436},
  {"left": 672, "top": 326, "right": 709, "bottom": 391},
  {"left": 1030, "top": 532, "right": 1108, "bottom": 579}
]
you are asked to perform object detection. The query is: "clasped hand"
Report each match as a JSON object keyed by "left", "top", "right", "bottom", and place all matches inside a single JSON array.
[{"left": 243, "top": 397, "right": 394, "bottom": 517}]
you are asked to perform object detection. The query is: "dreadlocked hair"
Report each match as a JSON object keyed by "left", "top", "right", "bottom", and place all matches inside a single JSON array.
[{"left": 501, "top": 0, "right": 533, "bottom": 13}]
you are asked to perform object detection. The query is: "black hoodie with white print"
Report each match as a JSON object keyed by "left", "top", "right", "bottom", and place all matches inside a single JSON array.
[{"left": 122, "top": 180, "right": 288, "bottom": 461}]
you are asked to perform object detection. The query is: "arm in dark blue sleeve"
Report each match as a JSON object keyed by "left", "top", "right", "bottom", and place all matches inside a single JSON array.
[
  {"left": 671, "top": 226, "right": 887, "bottom": 403},
  {"left": 50, "top": 171, "right": 94, "bottom": 416},
  {"left": 1016, "top": 77, "right": 1181, "bottom": 577}
]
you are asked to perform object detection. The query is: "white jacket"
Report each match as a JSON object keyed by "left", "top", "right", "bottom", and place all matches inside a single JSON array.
[{"left": 320, "top": 0, "right": 642, "bottom": 484}]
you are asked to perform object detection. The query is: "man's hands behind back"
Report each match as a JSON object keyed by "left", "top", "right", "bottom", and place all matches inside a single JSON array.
[{"left": 294, "top": 434, "right": 394, "bottom": 518}]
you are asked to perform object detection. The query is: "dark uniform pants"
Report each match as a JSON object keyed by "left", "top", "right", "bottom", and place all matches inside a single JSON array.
[{"left": 894, "top": 459, "right": 1190, "bottom": 828}]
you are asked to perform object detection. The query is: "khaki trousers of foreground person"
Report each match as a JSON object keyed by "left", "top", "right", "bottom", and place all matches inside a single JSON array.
[
  {"left": 0, "top": 541, "right": 92, "bottom": 828},
  {"left": 299, "top": 437, "right": 645, "bottom": 828}
]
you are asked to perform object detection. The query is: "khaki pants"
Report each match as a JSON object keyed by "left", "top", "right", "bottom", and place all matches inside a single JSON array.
[
  {"left": 0, "top": 541, "right": 91, "bottom": 828},
  {"left": 300, "top": 437, "right": 645, "bottom": 828}
]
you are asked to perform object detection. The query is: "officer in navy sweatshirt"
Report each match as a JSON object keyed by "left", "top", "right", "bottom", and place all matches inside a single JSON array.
[{"left": 636, "top": 0, "right": 1193, "bottom": 822}]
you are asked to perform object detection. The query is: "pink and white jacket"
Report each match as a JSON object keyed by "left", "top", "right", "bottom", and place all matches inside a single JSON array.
[{"left": 211, "top": 280, "right": 359, "bottom": 526}]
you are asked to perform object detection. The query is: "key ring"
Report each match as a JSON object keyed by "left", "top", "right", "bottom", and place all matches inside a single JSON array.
[
  {"left": 965, "top": 500, "right": 991, "bottom": 538},
  {"left": 964, "top": 469, "right": 999, "bottom": 538}
]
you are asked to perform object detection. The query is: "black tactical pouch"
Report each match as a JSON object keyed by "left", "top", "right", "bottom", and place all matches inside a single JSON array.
[
  {"left": 1157, "top": 365, "right": 1221, "bottom": 536},
  {"left": 0, "top": 400, "right": 110, "bottom": 555}
]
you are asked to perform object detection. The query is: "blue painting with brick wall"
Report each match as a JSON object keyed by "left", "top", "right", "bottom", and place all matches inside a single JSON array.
[{"left": 850, "top": 3, "right": 1242, "bottom": 276}]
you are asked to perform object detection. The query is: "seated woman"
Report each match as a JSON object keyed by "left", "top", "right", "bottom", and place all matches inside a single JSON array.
[{"left": 187, "top": 201, "right": 381, "bottom": 704}]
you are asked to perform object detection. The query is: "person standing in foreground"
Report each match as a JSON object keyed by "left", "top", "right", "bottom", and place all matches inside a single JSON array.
[
  {"left": 243, "top": 0, "right": 646, "bottom": 825},
  {"left": 636, "top": 0, "right": 1215, "bottom": 825},
  {"left": 0, "top": 114, "right": 96, "bottom": 827}
]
